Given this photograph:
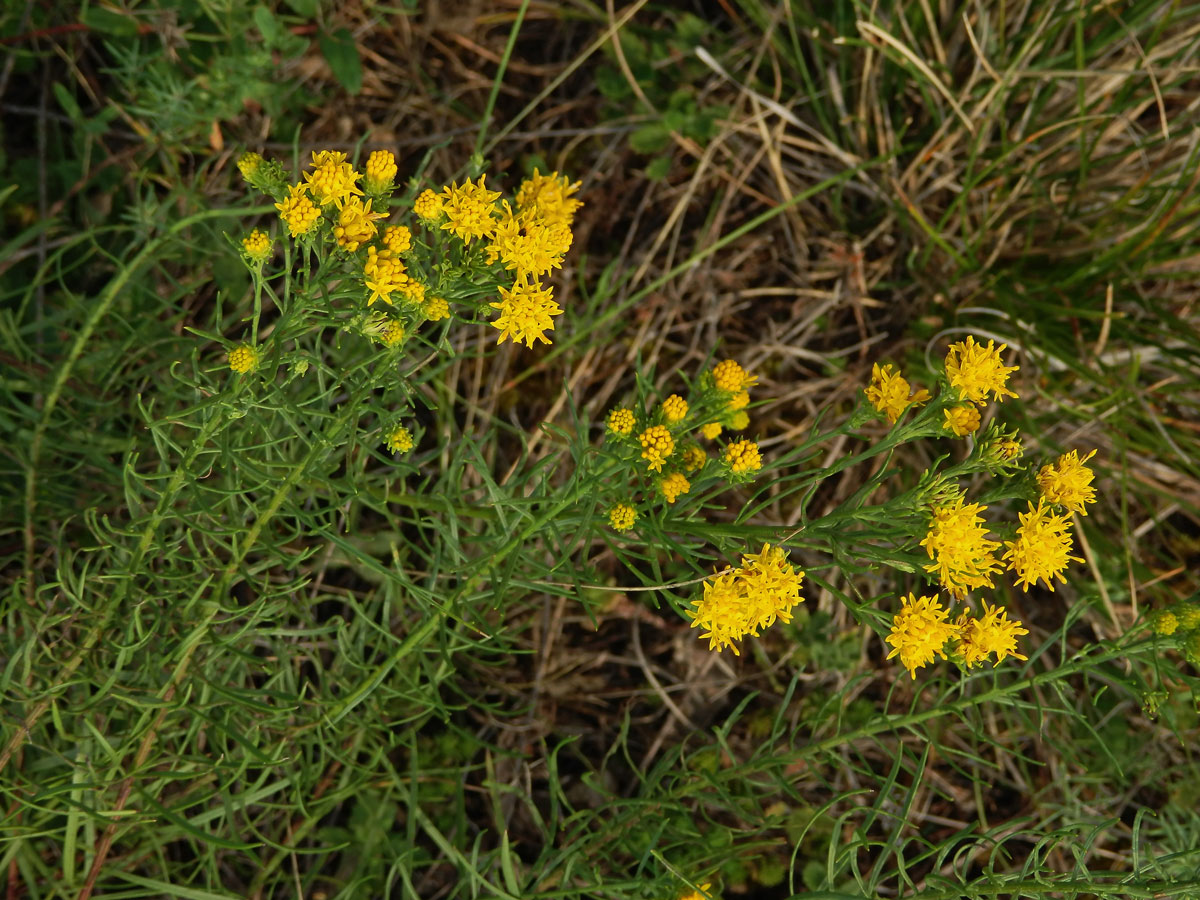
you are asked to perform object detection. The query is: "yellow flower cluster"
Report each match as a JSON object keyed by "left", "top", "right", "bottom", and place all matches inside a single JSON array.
[
  {"left": 609, "top": 503, "right": 637, "bottom": 532},
  {"left": 241, "top": 229, "right": 272, "bottom": 265},
  {"left": 689, "top": 544, "right": 805, "bottom": 654},
  {"left": 227, "top": 344, "right": 259, "bottom": 374},
  {"left": 866, "top": 363, "right": 931, "bottom": 424},
  {"left": 1037, "top": 449, "right": 1097, "bottom": 515},
  {"left": 601, "top": 359, "right": 763, "bottom": 529},
  {"left": 237, "top": 149, "right": 582, "bottom": 361},
  {"left": 1151, "top": 601, "right": 1200, "bottom": 667},
  {"left": 1003, "top": 499, "right": 1083, "bottom": 592},
  {"left": 945, "top": 336, "right": 1019, "bottom": 405},
  {"left": 385, "top": 425, "right": 414, "bottom": 454},
  {"left": 886, "top": 593, "right": 1028, "bottom": 679},
  {"left": 920, "top": 495, "right": 1002, "bottom": 596}
]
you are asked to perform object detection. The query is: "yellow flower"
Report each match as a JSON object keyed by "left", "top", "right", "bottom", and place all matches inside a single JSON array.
[
  {"left": 955, "top": 601, "right": 1029, "bottom": 668},
  {"left": 688, "top": 544, "right": 804, "bottom": 654},
  {"left": 485, "top": 201, "right": 567, "bottom": 279},
  {"left": 1152, "top": 610, "right": 1177, "bottom": 636},
  {"left": 414, "top": 188, "right": 443, "bottom": 221},
  {"left": 384, "top": 224, "right": 412, "bottom": 255},
  {"left": 609, "top": 503, "right": 637, "bottom": 532},
  {"left": 945, "top": 336, "right": 1019, "bottom": 405},
  {"left": 333, "top": 196, "right": 385, "bottom": 252},
  {"left": 516, "top": 168, "right": 583, "bottom": 226},
  {"left": 397, "top": 279, "right": 426, "bottom": 305},
  {"left": 700, "top": 422, "right": 723, "bottom": 440},
  {"left": 920, "top": 495, "right": 1002, "bottom": 596},
  {"left": 943, "top": 404, "right": 981, "bottom": 436},
  {"left": 379, "top": 320, "right": 405, "bottom": 348},
  {"left": 439, "top": 175, "right": 500, "bottom": 243},
  {"left": 302, "top": 150, "right": 363, "bottom": 209},
  {"left": 727, "top": 390, "right": 750, "bottom": 411},
  {"left": 886, "top": 593, "right": 958, "bottom": 679},
  {"left": 490, "top": 278, "right": 562, "bottom": 348},
  {"left": 241, "top": 228, "right": 272, "bottom": 264},
  {"left": 1037, "top": 449, "right": 1097, "bottom": 515},
  {"left": 422, "top": 296, "right": 450, "bottom": 322},
  {"left": 227, "top": 344, "right": 259, "bottom": 374},
  {"left": 363, "top": 246, "right": 409, "bottom": 307},
  {"left": 364, "top": 150, "right": 397, "bottom": 194},
  {"left": 661, "top": 394, "right": 688, "bottom": 423},
  {"left": 682, "top": 445, "right": 706, "bottom": 472},
  {"left": 274, "top": 183, "right": 321, "bottom": 237},
  {"left": 1003, "top": 499, "right": 1083, "bottom": 592},
  {"left": 727, "top": 410, "right": 749, "bottom": 431},
  {"left": 712, "top": 359, "right": 758, "bottom": 393},
  {"left": 723, "top": 440, "right": 762, "bottom": 475},
  {"left": 677, "top": 886, "right": 713, "bottom": 900},
  {"left": 865, "top": 362, "right": 930, "bottom": 424},
  {"left": 1178, "top": 605, "right": 1200, "bottom": 631},
  {"left": 607, "top": 407, "right": 636, "bottom": 436},
  {"left": 638, "top": 425, "right": 675, "bottom": 472},
  {"left": 237, "top": 152, "right": 263, "bottom": 180},
  {"left": 385, "top": 425, "right": 414, "bottom": 454},
  {"left": 659, "top": 472, "right": 691, "bottom": 504}
]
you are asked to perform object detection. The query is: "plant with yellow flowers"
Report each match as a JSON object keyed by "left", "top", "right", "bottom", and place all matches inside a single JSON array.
[{"left": 217, "top": 146, "right": 582, "bottom": 458}]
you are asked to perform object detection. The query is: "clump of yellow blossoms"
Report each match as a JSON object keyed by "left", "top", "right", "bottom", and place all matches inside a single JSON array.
[
  {"left": 866, "top": 363, "right": 931, "bottom": 423},
  {"left": 920, "top": 495, "right": 1002, "bottom": 596},
  {"left": 943, "top": 404, "right": 981, "bottom": 436},
  {"left": 234, "top": 148, "right": 582, "bottom": 361},
  {"left": 241, "top": 229, "right": 272, "bottom": 265},
  {"left": 886, "top": 594, "right": 1029, "bottom": 678},
  {"left": 1037, "top": 449, "right": 1097, "bottom": 515},
  {"left": 609, "top": 503, "right": 637, "bottom": 532},
  {"left": 945, "top": 337, "right": 1019, "bottom": 405},
  {"left": 599, "top": 359, "right": 763, "bottom": 528},
  {"left": 688, "top": 544, "right": 804, "bottom": 654},
  {"left": 385, "top": 425, "right": 414, "bottom": 454},
  {"left": 638, "top": 425, "right": 675, "bottom": 473},
  {"left": 1003, "top": 499, "right": 1083, "bottom": 591},
  {"left": 228, "top": 344, "right": 260, "bottom": 374}
]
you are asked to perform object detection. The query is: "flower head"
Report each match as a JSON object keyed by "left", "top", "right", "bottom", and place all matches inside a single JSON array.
[
  {"left": 302, "top": 151, "right": 362, "bottom": 209},
  {"left": 943, "top": 404, "right": 981, "bottom": 437},
  {"left": 945, "top": 337, "right": 1019, "bottom": 405},
  {"left": 384, "top": 225, "right": 412, "bottom": 255},
  {"left": 379, "top": 320, "right": 405, "bottom": 348},
  {"left": 439, "top": 175, "right": 500, "bottom": 243},
  {"left": 865, "top": 363, "right": 930, "bottom": 424},
  {"left": 727, "top": 390, "right": 750, "bottom": 412},
  {"left": 1153, "top": 610, "right": 1178, "bottom": 635},
  {"left": 638, "top": 425, "right": 675, "bottom": 472},
  {"left": 414, "top": 188, "right": 443, "bottom": 221},
  {"left": 237, "top": 152, "right": 263, "bottom": 181},
  {"left": 227, "top": 344, "right": 259, "bottom": 374},
  {"left": 385, "top": 425, "right": 414, "bottom": 454},
  {"left": 700, "top": 422, "right": 723, "bottom": 440},
  {"left": 955, "top": 601, "right": 1029, "bottom": 668},
  {"left": 886, "top": 593, "right": 958, "bottom": 679},
  {"left": 516, "top": 168, "right": 583, "bottom": 227},
  {"left": 682, "top": 445, "right": 706, "bottom": 472},
  {"left": 490, "top": 278, "right": 562, "bottom": 347},
  {"left": 364, "top": 150, "right": 398, "bottom": 194},
  {"left": 728, "top": 411, "right": 749, "bottom": 431},
  {"left": 662, "top": 394, "right": 688, "bottom": 424},
  {"left": 1037, "top": 449, "right": 1097, "bottom": 515},
  {"left": 1003, "top": 499, "right": 1083, "bottom": 592},
  {"left": 333, "top": 196, "right": 385, "bottom": 252},
  {"left": 659, "top": 472, "right": 691, "bottom": 504},
  {"left": 688, "top": 544, "right": 804, "bottom": 654},
  {"left": 275, "top": 183, "right": 322, "bottom": 237},
  {"left": 723, "top": 440, "right": 762, "bottom": 476},
  {"left": 609, "top": 503, "right": 637, "bottom": 532},
  {"left": 920, "top": 495, "right": 1002, "bottom": 596},
  {"left": 607, "top": 407, "right": 636, "bottom": 436},
  {"left": 712, "top": 359, "right": 758, "bottom": 393},
  {"left": 241, "top": 229, "right": 273, "bottom": 265},
  {"left": 422, "top": 296, "right": 450, "bottom": 322}
]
